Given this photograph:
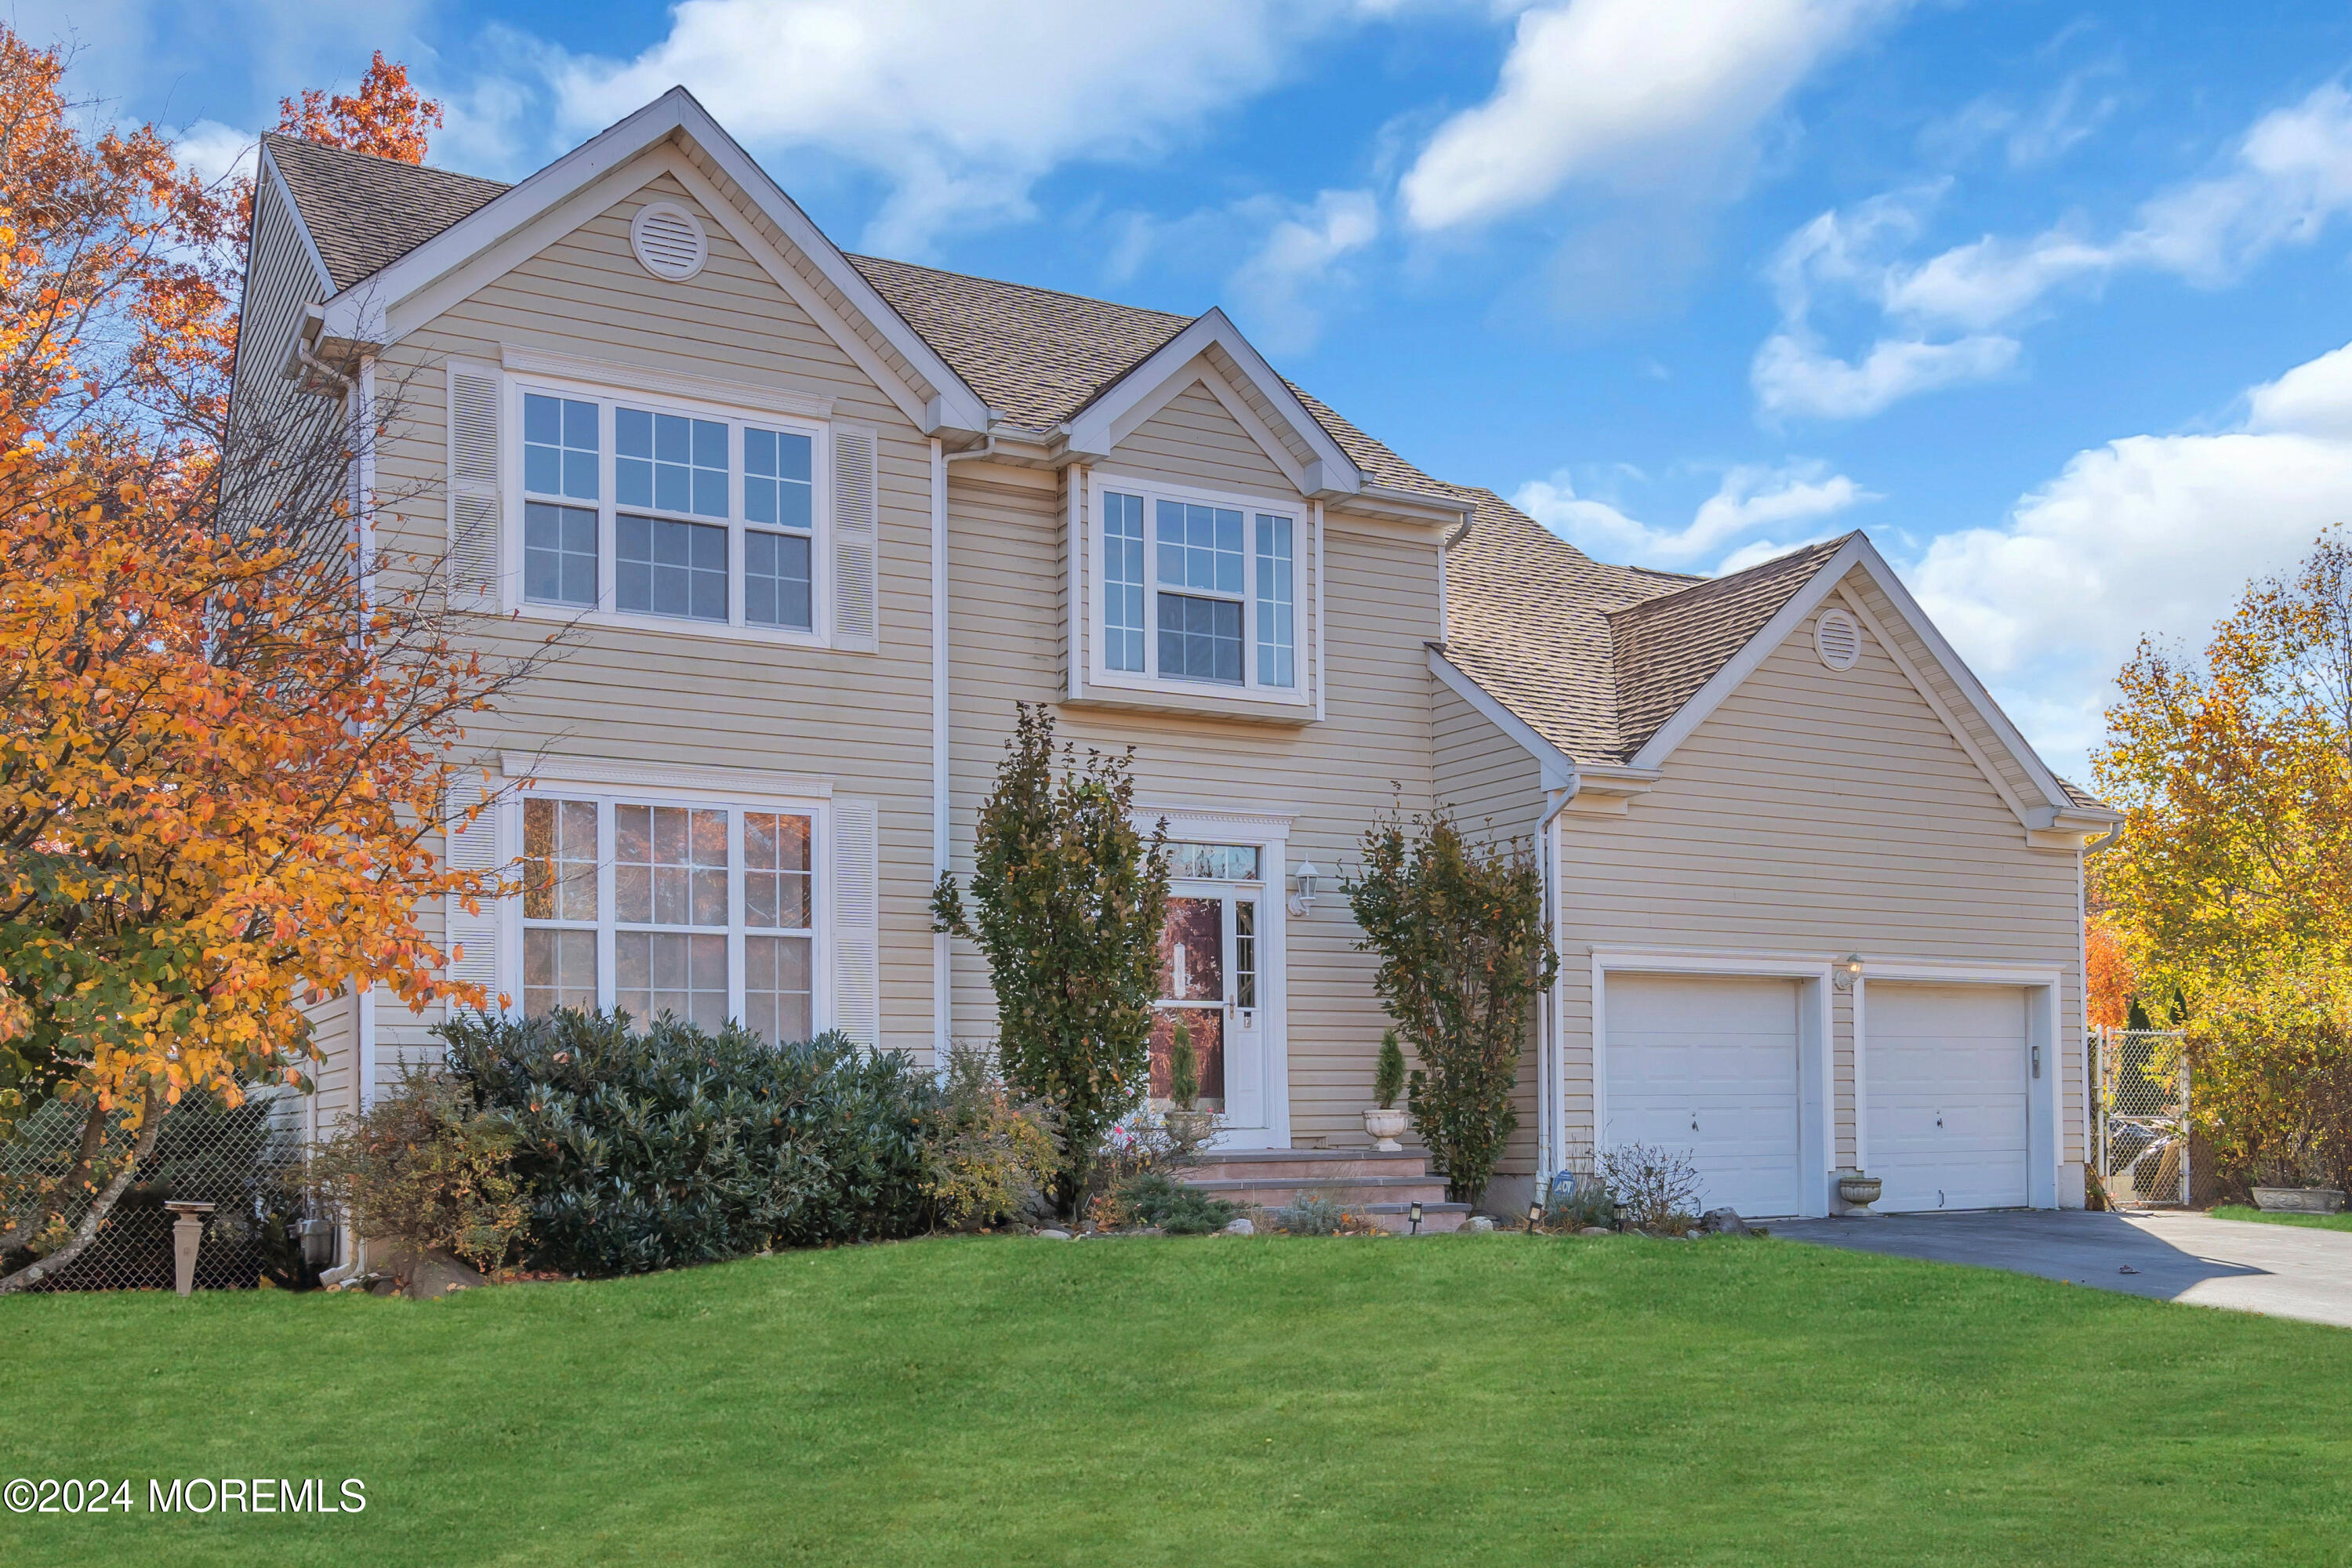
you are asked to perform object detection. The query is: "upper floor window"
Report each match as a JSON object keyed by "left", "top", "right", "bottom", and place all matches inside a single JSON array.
[
  {"left": 517, "top": 387, "right": 822, "bottom": 637},
  {"left": 1097, "top": 480, "right": 1299, "bottom": 695}
]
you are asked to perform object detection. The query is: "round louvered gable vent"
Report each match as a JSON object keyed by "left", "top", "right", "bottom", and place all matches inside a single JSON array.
[
  {"left": 1815, "top": 606, "right": 1862, "bottom": 670},
  {"left": 630, "top": 201, "right": 707, "bottom": 281}
]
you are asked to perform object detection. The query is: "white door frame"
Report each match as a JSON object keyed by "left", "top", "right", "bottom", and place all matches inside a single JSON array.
[
  {"left": 1855, "top": 960, "right": 2063, "bottom": 1210},
  {"left": 1134, "top": 805, "right": 1293, "bottom": 1151},
  {"left": 1589, "top": 949, "right": 1834, "bottom": 1218}
]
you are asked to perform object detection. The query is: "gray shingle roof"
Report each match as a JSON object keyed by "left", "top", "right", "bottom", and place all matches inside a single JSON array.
[
  {"left": 266, "top": 134, "right": 2083, "bottom": 793},
  {"left": 263, "top": 133, "right": 508, "bottom": 292},
  {"left": 1442, "top": 493, "right": 1854, "bottom": 766}
]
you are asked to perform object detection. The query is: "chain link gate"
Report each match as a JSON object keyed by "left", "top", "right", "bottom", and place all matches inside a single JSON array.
[
  {"left": 2094, "top": 1028, "right": 2189, "bottom": 1207},
  {"left": 2, "top": 1086, "right": 317, "bottom": 1290}
]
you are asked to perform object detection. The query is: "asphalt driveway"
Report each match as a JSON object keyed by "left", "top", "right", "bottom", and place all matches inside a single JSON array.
[{"left": 1772, "top": 1210, "right": 2352, "bottom": 1329}]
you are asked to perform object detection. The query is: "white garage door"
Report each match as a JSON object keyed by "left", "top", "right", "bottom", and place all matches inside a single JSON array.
[
  {"left": 1865, "top": 983, "right": 2029, "bottom": 1211},
  {"left": 1604, "top": 973, "right": 1802, "bottom": 1219}
]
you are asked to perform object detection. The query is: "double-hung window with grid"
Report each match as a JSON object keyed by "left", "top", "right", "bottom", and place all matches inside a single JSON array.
[
  {"left": 518, "top": 386, "right": 821, "bottom": 637},
  {"left": 521, "top": 793, "right": 818, "bottom": 1044},
  {"left": 1098, "top": 481, "right": 1301, "bottom": 694}
]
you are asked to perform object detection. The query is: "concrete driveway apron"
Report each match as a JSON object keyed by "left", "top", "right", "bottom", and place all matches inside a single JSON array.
[{"left": 1772, "top": 1210, "right": 2352, "bottom": 1329}]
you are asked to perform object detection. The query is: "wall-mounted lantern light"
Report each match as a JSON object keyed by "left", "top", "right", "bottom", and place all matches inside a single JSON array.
[
  {"left": 1833, "top": 953, "right": 1865, "bottom": 993},
  {"left": 1288, "top": 858, "right": 1323, "bottom": 917}
]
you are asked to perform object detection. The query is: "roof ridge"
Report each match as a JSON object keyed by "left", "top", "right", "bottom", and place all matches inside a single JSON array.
[
  {"left": 845, "top": 252, "right": 1194, "bottom": 328},
  {"left": 1604, "top": 532, "right": 1856, "bottom": 621},
  {"left": 263, "top": 129, "right": 511, "bottom": 190}
]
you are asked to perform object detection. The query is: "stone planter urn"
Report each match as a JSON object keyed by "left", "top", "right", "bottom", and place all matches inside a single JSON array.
[
  {"left": 164, "top": 1200, "right": 216, "bottom": 1297},
  {"left": 1163, "top": 1109, "right": 1216, "bottom": 1151},
  {"left": 1835, "top": 1174, "right": 1882, "bottom": 1212},
  {"left": 1363, "top": 1107, "right": 1409, "bottom": 1152},
  {"left": 2253, "top": 1186, "right": 2347, "bottom": 1214}
]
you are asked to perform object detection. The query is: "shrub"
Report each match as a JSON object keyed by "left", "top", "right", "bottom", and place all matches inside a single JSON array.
[
  {"left": 1111, "top": 1170, "right": 1239, "bottom": 1235},
  {"left": 1374, "top": 1029, "right": 1406, "bottom": 1111},
  {"left": 441, "top": 1010, "right": 936, "bottom": 1277},
  {"left": 923, "top": 1041, "right": 1059, "bottom": 1232},
  {"left": 1168, "top": 1017, "right": 1200, "bottom": 1112},
  {"left": 310, "top": 1067, "right": 528, "bottom": 1290},
  {"left": 1270, "top": 1192, "right": 1345, "bottom": 1236},
  {"left": 1543, "top": 1169, "right": 1614, "bottom": 1231},
  {"left": 931, "top": 704, "right": 1171, "bottom": 1218},
  {"left": 1346, "top": 805, "right": 1556, "bottom": 1203},
  {"left": 1597, "top": 1142, "right": 1701, "bottom": 1232}
]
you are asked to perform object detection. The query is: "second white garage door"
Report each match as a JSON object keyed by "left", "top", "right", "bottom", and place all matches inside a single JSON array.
[
  {"left": 1604, "top": 973, "right": 1802, "bottom": 1218},
  {"left": 1864, "top": 983, "right": 2030, "bottom": 1211}
]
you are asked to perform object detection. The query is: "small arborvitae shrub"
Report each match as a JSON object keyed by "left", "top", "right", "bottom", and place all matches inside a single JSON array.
[
  {"left": 1374, "top": 1029, "right": 1406, "bottom": 1111},
  {"left": 441, "top": 1010, "right": 938, "bottom": 1277},
  {"left": 1112, "top": 1170, "right": 1238, "bottom": 1236},
  {"left": 1168, "top": 1017, "right": 1200, "bottom": 1112}
]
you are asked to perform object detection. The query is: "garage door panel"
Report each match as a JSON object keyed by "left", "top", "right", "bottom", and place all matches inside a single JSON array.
[
  {"left": 1606, "top": 974, "right": 1802, "bottom": 1219},
  {"left": 1866, "top": 983, "right": 2028, "bottom": 1212}
]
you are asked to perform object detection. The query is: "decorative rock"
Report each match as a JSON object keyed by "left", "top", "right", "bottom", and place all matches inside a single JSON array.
[
  {"left": 1035, "top": 1229, "right": 1073, "bottom": 1240},
  {"left": 1465, "top": 1214, "right": 1497, "bottom": 1232},
  {"left": 1223, "top": 1218, "right": 1255, "bottom": 1236},
  {"left": 1579, "top": 1226, "right": 1613, "bottom": 1237},
  {"left": 1698, "top": 1207, "right": 1751, "bottom": 1236}
]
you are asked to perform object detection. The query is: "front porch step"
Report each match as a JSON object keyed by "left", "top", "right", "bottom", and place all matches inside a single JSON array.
[{"left": 1185, "top": 1148, "right": 1433, "bottom": 1184}]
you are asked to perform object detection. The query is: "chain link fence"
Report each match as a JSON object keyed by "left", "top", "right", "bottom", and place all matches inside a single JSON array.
[
  {"left": 2, "top": 1087, "right": 319, "bottom": 1291},
  {"left": 2095, "top": 1028, "right": 2189, "bottom": 1207}
]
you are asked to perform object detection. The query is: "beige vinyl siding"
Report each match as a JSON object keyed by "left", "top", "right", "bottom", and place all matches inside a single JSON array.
[
  {"left": 1102, "top": 376, "right": 1293, "bottom": 495},
  {"left": 1554, "top": 576, "right": 2086, "bottom": 1174},
  {"left": 230, "top": 166, "right": 328, "bottom": 431},
  {"left": 361, "top": 166, "right": 943, "bottom": 1077},
  {"left": 945, "top": 459, "right": 1445, "bottom": 1150}
]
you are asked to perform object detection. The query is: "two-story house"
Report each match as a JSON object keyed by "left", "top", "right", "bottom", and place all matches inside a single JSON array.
[{"left": 236, "top": 88, "right": 2119, "bottom": 1222}]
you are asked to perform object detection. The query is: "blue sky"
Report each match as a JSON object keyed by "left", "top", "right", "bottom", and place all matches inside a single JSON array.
[{"left": 30, "top": 0, "right": 2352, "bottom": 778}]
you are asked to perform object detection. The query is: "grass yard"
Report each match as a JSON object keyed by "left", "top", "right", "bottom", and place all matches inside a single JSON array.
[
  {"left": 2212, "top": 1203, "right": 2352, "bottom": 1233},
  {"left": 4, "top": 1234, "right": 2350, "bottom": 1566}
]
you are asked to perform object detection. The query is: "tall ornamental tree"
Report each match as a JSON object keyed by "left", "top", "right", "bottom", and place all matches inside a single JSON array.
[
  {"left": 1346, "top": 805, "right": 1556, "bottom": 1203},
  {"left": 0, "top": 34, "right": 543, "bottom": 1292},
  {"left": 931, "top": 705, "right": 1168, "bottom": 1218},
  {"left": 2095, "top": 529, "right": 2352, "bottom": 1190}
]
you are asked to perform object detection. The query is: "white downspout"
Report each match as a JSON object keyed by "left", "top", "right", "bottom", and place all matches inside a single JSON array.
[{"left": 931, "top": 437, "right": 950, "bottom": 1066}]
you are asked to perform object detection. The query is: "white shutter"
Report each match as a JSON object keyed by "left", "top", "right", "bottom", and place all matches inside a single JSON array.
[
  {"left": 448, "top": 366, "right": 502, "bottom": 609},
  {"left": 443, "top": 774, "right": 503, "bottom": 1016},
  {"left": 831, "top": 424, "right": 879, "bottom": 652},
  {"left": 829, "top": 798, "right": 880, "bottom": 1050}
]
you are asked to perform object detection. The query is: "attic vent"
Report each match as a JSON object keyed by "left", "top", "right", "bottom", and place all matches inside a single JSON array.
[
  {"left": 630, "top": 201, "right": 707, "bottom": 281},
  {"left": 1815, "top": 606, "right": 1862, "bottom": 671}
]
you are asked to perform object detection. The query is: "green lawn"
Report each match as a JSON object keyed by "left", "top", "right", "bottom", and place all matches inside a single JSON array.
[
  {"left": 4, "top": 1234, "right": 2349, "bottom": 1566},
  {"left": 2212, "top": 1203, "right": 2352, "bottom": 1233}
]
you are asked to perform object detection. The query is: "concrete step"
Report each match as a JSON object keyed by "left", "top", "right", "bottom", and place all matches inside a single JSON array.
[
  {"left": 1182, "top": 1174, "right": 1454, "bottom": 1212},
  {"left": 1185, "top": 1149, "right": 1430, "bottom": 1184}
]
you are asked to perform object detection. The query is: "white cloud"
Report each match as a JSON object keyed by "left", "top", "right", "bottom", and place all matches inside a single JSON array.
[
  {"left": 539, "top": 0, "right": 1367, "bottom": 253},
  {"left": 167, "top": 118, "right": 258, "bottom": 185},
  {"left": 1400, "top": 0, "right": 1899, "bottom": 232},
  {"left": 1907, "top": 338, "right": 2352, "bottom": 772},
  {"left": 1513, "top": 459, "right": 1872, "bottom": 567},
  {"left": 1226, "top": 189, "right": 1380, "bottom": 353},
  {"left": 1756, "top": 82, "right": 2352, "bottom": 422}
]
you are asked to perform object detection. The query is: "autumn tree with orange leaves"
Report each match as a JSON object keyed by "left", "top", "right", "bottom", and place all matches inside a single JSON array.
[
  {"left": 2094, "top": 531, "right": 2352, "bottom": 1196},
  {"left": 0, "top": 29, "right": 546, "bottom": 1290}
]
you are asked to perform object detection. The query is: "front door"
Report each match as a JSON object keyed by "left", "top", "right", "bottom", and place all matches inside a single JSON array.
[{"left": 1151, "top": 843, "right": 1269, "bottom": 1134}]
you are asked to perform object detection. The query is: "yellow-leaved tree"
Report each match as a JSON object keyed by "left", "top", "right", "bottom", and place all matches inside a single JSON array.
[
  {"left": 2093, "top": 531, "right": 2352, "bottom": 1194},
  {"left": 0, "top": 31, "right": 546, "bottom": 1290}
]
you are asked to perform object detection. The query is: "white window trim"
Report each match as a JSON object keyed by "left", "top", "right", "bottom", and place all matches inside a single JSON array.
[
  {"left": 1087, "top": 472, "right": 1313, "bottom": 707},
  {"left": 497, "top": 786, "right": 834, "bottom": 1036},
  {"left": 503, "top": 367, "right": 835, "bottom": 648}
]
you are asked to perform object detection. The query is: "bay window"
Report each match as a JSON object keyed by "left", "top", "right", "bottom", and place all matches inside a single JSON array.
[
  {"left": 517, "top": 385, "right": 824, "bottom": 638},
  {"left": 1094, "top": 479, "right": 1301, "bottom": 695},
  {"left": 521, "top": 793, "right": 818, "bottom": 1044}
]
